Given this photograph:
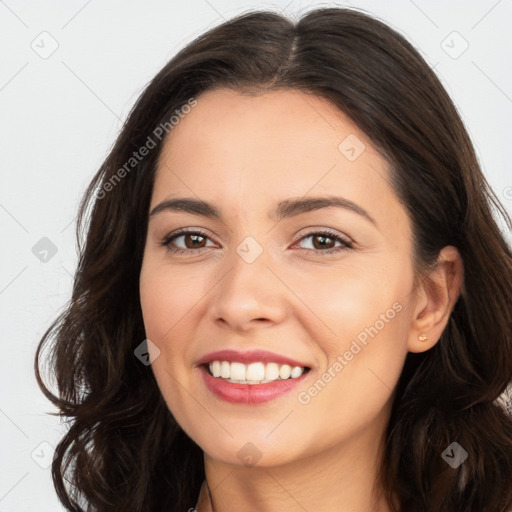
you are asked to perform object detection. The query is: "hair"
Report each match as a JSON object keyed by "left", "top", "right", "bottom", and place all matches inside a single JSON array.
[{"left": 35, "top": 6, "right": 512, "bottom": 512}]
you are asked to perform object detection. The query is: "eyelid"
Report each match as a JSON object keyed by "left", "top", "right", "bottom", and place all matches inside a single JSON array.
[
  {"left": 293, "top": 226, "right": 353, "bottom": 245},
  {"left": 160, "top": 228, "right": 217, "bottom": 250},
  {"left": 291, "top": 228, "right": 354, "bottom": 253},
  {"left": 160, "top": 227, "right": 354, "bottom": 255}
]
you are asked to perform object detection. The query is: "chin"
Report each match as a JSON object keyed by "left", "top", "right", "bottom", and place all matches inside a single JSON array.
[{"left": 188, "top": 423, "right": 313, "bottom": 469}]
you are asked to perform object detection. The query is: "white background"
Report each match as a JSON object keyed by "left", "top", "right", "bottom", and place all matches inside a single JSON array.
[{"left": 1, "top": 0, "right": 511, "bottom": 510}]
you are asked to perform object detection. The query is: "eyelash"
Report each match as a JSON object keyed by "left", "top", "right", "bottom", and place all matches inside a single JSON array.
[{"left": 159, "top": 228, "right": 354, "bottom": 256}]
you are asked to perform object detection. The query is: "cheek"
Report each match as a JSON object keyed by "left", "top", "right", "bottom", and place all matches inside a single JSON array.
[
  {"left": 139, "top": 259, "right": 204, "bottom": 339},
  {"left": 293, "top": 309, "right": 409, "bottom": 449},
  {"left": 292, "top": 259, "right": 412, "bottom": 418},
  {"left": 139, "top": 260, "right": 200, "bottom": 416},
  {"left": 139, "top": 261, "right": 193, "bottom": 387},
  {"left": 290, "top": 254, "right": 412, "bottom": 347}
]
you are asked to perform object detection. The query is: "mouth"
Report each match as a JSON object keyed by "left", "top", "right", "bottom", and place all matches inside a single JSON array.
[
  {"left": 204, "top": 360, "right": 310, "bottom": 384},
  {"left": 196, "top": 349, "right": 312, "bottom": 404}
]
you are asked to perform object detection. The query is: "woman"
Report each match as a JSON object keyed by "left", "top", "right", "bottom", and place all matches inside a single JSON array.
[{"left": 35, "top": 7, "right": 512, "bottom": 512}]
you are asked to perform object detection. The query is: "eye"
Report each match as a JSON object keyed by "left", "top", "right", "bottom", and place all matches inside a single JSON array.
[
  {"left": 293, "top": 229, "right": 353, "bottom": 255},
  {"left": 159, "top": 228, "right": 354, "bottom": 255},
  {"left": 159, "top": 229, "right": 216, "bottom": 254}
]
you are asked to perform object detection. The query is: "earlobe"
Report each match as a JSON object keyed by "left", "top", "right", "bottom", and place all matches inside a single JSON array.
[{"left": 407, "top": 246, "right": 463, "bottom": 354}]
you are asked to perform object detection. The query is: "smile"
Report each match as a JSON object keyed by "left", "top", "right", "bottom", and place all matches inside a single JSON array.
[
  {"left": 197, "top": 349, "right": 312, "bottom": 404},
  {"left": 207, "top": 360, "right": 306, "bottom": 383}
]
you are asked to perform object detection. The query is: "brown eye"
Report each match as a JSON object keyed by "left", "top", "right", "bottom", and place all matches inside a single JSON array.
[
  {"left": 311, "top": 234, "right": 336, "bottom": 250},
  {"left": 181, "top": 233, "right": 207, "bottom": 249},
  {"left": 160, "top": 229, "right": 216, "bottom": 253},
  {"left": 296, "top": 231, "right": 353, "bottom": 254}
]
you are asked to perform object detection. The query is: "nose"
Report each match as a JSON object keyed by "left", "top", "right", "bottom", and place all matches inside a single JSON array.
[{"left": 208, "top": 247, "right": 288, "bottom": 333}]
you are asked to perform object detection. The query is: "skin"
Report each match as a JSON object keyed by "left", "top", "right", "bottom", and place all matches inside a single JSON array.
[{"left": 139, "top": 88, "right": 463, "bottom": 512}]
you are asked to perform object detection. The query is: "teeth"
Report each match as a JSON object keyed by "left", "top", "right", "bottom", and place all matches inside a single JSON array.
[
  {"left": 211, "top": 360, "right": 221, "bottom": 377},
  {"left": 265, "top": 362, "right": 280, "bottom": 381},
  {"left": 279, "top": 364, "right": 291, "bottom": 379},
  {"left": 246, "top": 362, "right": 265, "bottom": 381},
  {"left": 207, "top": 360, "right": 306, "bottom": 384},
  {"left": 220, "top": 361, "right": 230, "bottom": 379},
  {"left": 290, "top": 366, "right": 303, "bottom": 378},
  {"left": 231, "top": 362, "right": 245, "bottom": 381}
]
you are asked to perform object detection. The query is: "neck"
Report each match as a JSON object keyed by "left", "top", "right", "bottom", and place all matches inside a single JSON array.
[{"left": 202, "top": 403, "right": 396, "bottom": 512}]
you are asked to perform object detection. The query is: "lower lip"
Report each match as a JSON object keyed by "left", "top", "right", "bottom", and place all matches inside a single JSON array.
[{"left": 200, "top": 365, "right": 309, "bottom": 404}]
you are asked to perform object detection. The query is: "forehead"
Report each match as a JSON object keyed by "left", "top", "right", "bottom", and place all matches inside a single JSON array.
[
  {"left": 156, "top": 87, "right": 377, "bottom": 173},
  {"left": 151, "top": 88, "right": 401, "bottom": 227}
]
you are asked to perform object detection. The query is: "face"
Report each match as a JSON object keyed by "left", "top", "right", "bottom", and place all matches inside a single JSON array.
[{"left": 139, "top": 88, "right": 419, "bottom": 468}]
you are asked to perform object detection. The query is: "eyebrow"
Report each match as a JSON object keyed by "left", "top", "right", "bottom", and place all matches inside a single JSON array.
[{"left": 149, "top": 196, "right": 377, "bottom": 227}]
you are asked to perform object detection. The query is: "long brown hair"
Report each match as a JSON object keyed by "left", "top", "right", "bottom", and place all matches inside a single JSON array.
[{"left": 35, "top": 7, "right": 512, "bottom": 511}]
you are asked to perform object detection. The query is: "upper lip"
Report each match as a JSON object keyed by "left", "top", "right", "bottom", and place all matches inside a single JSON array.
[{"left": 196, "top": 349, "right": 310, "bottom": 368}]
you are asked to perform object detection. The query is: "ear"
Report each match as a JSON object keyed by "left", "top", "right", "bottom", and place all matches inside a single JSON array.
[{"left": 408, "top": 246, "right": 464, "bottom": 353}]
